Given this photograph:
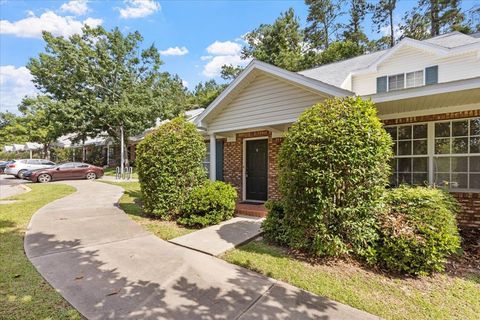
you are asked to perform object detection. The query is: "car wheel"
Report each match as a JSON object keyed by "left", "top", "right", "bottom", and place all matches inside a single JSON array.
[
  {"left": 37, "top": 173, "right": 52, "bottom": 183},
  {"left": 86, "top": 172, "right": 97, "bottom": 180},
  {"left": 17, "top": 170, "right": 27, "bottom": 179}
]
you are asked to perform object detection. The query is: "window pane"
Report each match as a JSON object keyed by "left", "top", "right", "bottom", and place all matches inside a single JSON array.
[
  {"left": 398, "top": 125, "right": 412, "bottom": 139},
  {"left": 392, "top": 141, "right": 398, "bottom": 155},
  {"left": 413, "top": 157, "right": 428, "bottom": 172},
  {"left": 406, "top": 71, "right": 423, "bottom": 88},
  {"left": 398, "top": 141, "right": 412, "bottom": 155},
  {"left": 413, "top": 124, "right": 427, "bottom": 139},
  {"left": 388, "top": 74, "right": 404, "bottom": 91},
  {"left": 452, "top": 120, "right": 468, "bottom": 136},
  {"left": 413, "top": 140, "right": 427, "bottom": 155},
  {"left": 434, "top": 157, "right": 450, "bottom": 172},
  {"left": 413, "top": 173, "right": 428, "bottom": 186},
  {"left": 470, "top": 136, "right": 480, "bottom": 154},
  {"left": 385, "top": 127, "right": 397, "bottom": 140},
  {"left": 435, "top": 122, "right": 450, "bottom": 137},
  {"left": 451, "top": 157, "right": 468, "bottom": 172},
  {"left": 435, "top": 138, "right": 450, "bottom": 154},
  {"left": 389, "top": 158, "right": 397, "bottom": 172},
  {"left": 398, "top": 158, "right": 411, "bottom": 172},
  {"left": 435, "top": 173, "right": 450, "bottom": 187},
  {"left": 470, "top": 156, "right": 480, "bottom": 172},
  {"left": 398, "top": 172, "right": 412, "bottom": 184},
  {"left": 470, "top": 118, "right": 480, "bottom": 136},
  {"left": 470, "top": 174, "right": 480, "bottom": 189},
  {"left": 452, "top": 137, "right": 468, "bottom": 153},
  {"left": 450, "top": 174, "right": 468, "bottom": 189}
]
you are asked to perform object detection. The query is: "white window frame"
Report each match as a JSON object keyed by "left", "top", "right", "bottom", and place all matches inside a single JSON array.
[
  {"left": 384, "top": 68, "right": 428, "bottom": 92},
  {"left": 406, "top": 70, "right": 424, "bottom": 88},
  {"left": 386, "top": 116, "right": 480, "bottom": 193}
]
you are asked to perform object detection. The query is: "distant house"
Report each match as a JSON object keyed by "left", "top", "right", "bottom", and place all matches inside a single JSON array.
[{"left": 194, "top": 32, "right": 480, "bottom": 229}]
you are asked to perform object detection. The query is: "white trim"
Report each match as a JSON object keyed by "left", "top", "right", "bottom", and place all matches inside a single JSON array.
[
  {"left": 210, "top": 118, "right": 298, "bottom": 134},
  {"left": 195, "top": 60, "right": 353, "bottom": 128},
  {"left": 242, "top": 136, "right": 269, "bottom": 202},
  {"left": 209, "top": 134, "right": 216, "bottom": 181},
  {"left": 367, "top": 76, "right": 480, "bottom": 103},
  {"left": 378, "top": 103, "right": 480, "bottom": 120}
]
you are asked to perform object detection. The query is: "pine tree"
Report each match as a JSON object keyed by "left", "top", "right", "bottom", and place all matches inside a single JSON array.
[
  {"left": 342, "top": 0, "right": 371, "bottom": 48},
  {"left": 372, "top": 0, "right": 397, "bottom": 47},
  {"left": 304, "top": 0, "right": 343, "bottom": 50}
]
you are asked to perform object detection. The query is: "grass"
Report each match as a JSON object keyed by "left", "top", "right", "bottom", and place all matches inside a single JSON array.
[
  {"left": 0, "top": 184, "right": 81, "bottom": 319},
  {"left": 101, "top": 181, "right": 194, "bottom": 240},
  {"left": 103, "top": 167, "right": 138, "bottom": 179},
  {"left": 223, "top": 240, "right": 480, "bottom": 320}
]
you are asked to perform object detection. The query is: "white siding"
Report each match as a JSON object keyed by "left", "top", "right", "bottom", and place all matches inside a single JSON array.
[
  {"left": 207, "top": 74, "right": 326, "bottom": 132},
  {"left": 352, "top": 47, "right": 480, "bottom": 95}
]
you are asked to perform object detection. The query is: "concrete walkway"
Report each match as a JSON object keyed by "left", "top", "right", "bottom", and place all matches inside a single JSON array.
[
  {"left": 25, "top": 180, "right": 378, "bottom": 320},
  {"left": 169, "top": 216, "right": 263, "bottom": 256}
]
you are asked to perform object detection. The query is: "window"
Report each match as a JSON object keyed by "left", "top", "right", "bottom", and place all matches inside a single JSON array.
[
  {"left": 388, "top": 74, "right": 404, "bottom": 91},
  {"left": 387, "top": 124, "right": 429, "bottom": 186},
  {"left": 406, "top": 70, "right": 423, "bottom": 88},
  {"left": 434, "top": 118, "right": 480, "bottom": 190},
  {"left": 59, "top": 163, "right": 75, "bottom": 169},
  {"left": 27, "top": 159, "right": 41, "bottom": 164}
]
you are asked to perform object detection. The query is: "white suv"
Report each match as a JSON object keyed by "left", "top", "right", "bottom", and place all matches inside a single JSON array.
[{"left": 4, "top": 159, "right": 56, "bottom": 179}]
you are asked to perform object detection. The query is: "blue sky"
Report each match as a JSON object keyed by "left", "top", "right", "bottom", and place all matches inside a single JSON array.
[{"left": 0, "top": 0, "right": 470, "bottom": 114}]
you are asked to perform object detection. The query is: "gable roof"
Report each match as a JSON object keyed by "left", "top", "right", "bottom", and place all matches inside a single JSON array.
[
  {"left": 195, "top": 60, "right": 353, "bottom": 128},
  {"left": 299, "top": 32, "right": 480, "bottom": 86}
]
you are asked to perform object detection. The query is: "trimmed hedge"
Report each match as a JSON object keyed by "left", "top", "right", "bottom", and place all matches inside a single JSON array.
[
  {"left": 377, "top": 186, "right": 461, "bottom": 275},
  {"left": 179, "top": 180, "right": 237, "bottom": 227},
  {"left": 136, "top": 117, "right": 206, "bottom": 219},
  {"left": 277, "top": 97, "right": 393, "bottom": 258}
]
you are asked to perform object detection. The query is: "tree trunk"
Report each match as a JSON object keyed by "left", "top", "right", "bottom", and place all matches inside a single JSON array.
[
  {"left": 389, "top": 9, "right": 394, "bottom": 47},
  {"left": 430, "top": 0, "right": 439, "bottom": 36}
]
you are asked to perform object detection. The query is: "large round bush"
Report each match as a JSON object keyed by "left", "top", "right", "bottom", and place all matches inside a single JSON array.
[
  {"left": 377, "top": 186, "right": 461, "bottom": 275},
  {"left": 136, "top": 117, "right": 206, "bottom": 219},
  {"left": 178, "top": 180, "right": 237, "bottom": 228},
  {"left": 278, "top": 97, "right": 392, "bottom": 258}
]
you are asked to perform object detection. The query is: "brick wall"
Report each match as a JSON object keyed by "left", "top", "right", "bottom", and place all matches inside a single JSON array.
[
  {"left": 383, "top": 109, "right": 480, "bottom": 230},
  {"left": 223, "top": 130, "right": 284, "bottom": 202}
]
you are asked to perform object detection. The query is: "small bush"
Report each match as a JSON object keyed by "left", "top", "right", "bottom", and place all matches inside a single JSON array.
[
  {"left": 377, "top": 186, "right": 461, "bottom": 276},
  {"left": 136, "top": 117, "right": 206, "bottom": 219},
  {"left": 262, "top": 200, "right": 289, "bottom": 246},
  {"left": 278, "top": 97, "right": 392, "bottom": 258},
  {"left": 178, "top": 180, "right": 237, "bottom": 228}
]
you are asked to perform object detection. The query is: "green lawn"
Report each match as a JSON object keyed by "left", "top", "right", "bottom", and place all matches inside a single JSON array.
[
  {"left": 103, "top": 167, "right": 139, "bottom": 179},
  {"left": 223, "top": 240, "right": 480, "bottom": 320},
  {"left": 101, "top": 181, "right": 194, "bottom": 240},
  {"left": 0, "top": 184, "right": 81, "bottom": 319}
]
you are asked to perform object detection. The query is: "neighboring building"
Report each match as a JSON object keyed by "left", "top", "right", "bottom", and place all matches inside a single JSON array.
[{"left": 194, "top": 31, "right": 480, "bottom": 229}]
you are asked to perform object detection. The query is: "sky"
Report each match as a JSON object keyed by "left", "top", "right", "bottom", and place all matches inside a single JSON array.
[{"left": 0, "top": 0, "right": 474, "bottom": 114}]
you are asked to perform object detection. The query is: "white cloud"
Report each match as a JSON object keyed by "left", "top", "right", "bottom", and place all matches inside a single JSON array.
[
  {"left": 202, "top": 40, "right": 248, "bottom": 77},
  {"left": 0, "top": 66, "right": 37, "bottom": 113},
  {"left": 203, "top": 55, "right": 250, "bottom": 78},
  {"left": 206, "top": 40, "right": 242, "bottom": 55},
  {"left": 119, "top": 0, "right": 160, "bottom": 19},
  {"left": 0, "top": 11, "right": 102, "bottom": 38},
  {"left": 182, "top": 80, "right": 189, "bottom": 88},
  {"left": 159, "top": 46, "right": 189, "bottom": 56},
  {"left": 61, "top": 0, "right": 89, "bottom": 15}
]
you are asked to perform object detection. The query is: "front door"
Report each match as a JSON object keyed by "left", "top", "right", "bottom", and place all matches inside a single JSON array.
[{"left": 246, "top": 139, "right": 268, "bottom": 201}]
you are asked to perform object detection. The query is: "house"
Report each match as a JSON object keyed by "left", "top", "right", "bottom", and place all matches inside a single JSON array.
[{"left": 194, "top": 31, "right": 480, "bottom": 229}]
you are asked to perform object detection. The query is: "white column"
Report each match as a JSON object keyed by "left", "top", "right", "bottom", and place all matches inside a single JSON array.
[
  {"left": 209, "top": 133, "right": 216, "bottom": 181},
  {"left": 427, "top": 122, "right": 435, "bottom": 186}
]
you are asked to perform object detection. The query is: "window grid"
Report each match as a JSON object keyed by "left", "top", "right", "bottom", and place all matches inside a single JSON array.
[
  {"left": 406, "top": 70, "right": 424, "bottom": 88},
  {"left": 433, "top": 118, "right": 480, "bottom": 190}
]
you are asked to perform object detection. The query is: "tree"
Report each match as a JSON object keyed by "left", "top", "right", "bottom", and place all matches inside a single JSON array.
[
  {"left": 28, "top": 26, "right": 189, "bottom": 167},
  {"left": 317, "top": 41, "right": 365, "bottom": 64},
  {"left": 242, "top": 8, "right": 316, "bottom": 71},
  {"left": 18, "top": 96, "right": 76, "bottom": 158},
  {"left": 0, "top": 112, "right": 30, "bottom": 147},
  {"left": 342, "top": 0, "right": 371, "bottom": 48},
  {"left": 190, "top": 80, "right": 226, "bottom": 108},
  {"left": 220, "top": 64, "right": 243, "bottom": 81},
  {"left": 304, "top": 0, "right": 343, "bottom": 50},
  {"left": 372, "top": 0, "right": 397, "bottom": 47}
]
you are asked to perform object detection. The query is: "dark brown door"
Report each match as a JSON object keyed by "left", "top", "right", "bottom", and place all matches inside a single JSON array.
[{"left": 246, "top": 139, "right": 268, "bottom": 201}]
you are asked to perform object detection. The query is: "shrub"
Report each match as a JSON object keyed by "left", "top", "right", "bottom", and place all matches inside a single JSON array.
[
  {"left": 136, "top": 117, "right": 206, "bottom": 219},
  {"left": 278, "top": 97, "right": 392, "bottom": 258},
  {"left": 262, "top": 200, "right": 289, "bottom": 246},
  {"left": 377, "top": 186, "right": 461, "bottom": 275},
  {"left": 178, "top": 180, "right": 237, "bottom": 227}
]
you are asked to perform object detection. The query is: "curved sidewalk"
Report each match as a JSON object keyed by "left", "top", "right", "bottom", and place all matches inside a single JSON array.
[{"left": 25, "top": 180, "right": 378, "bottom": 320}]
